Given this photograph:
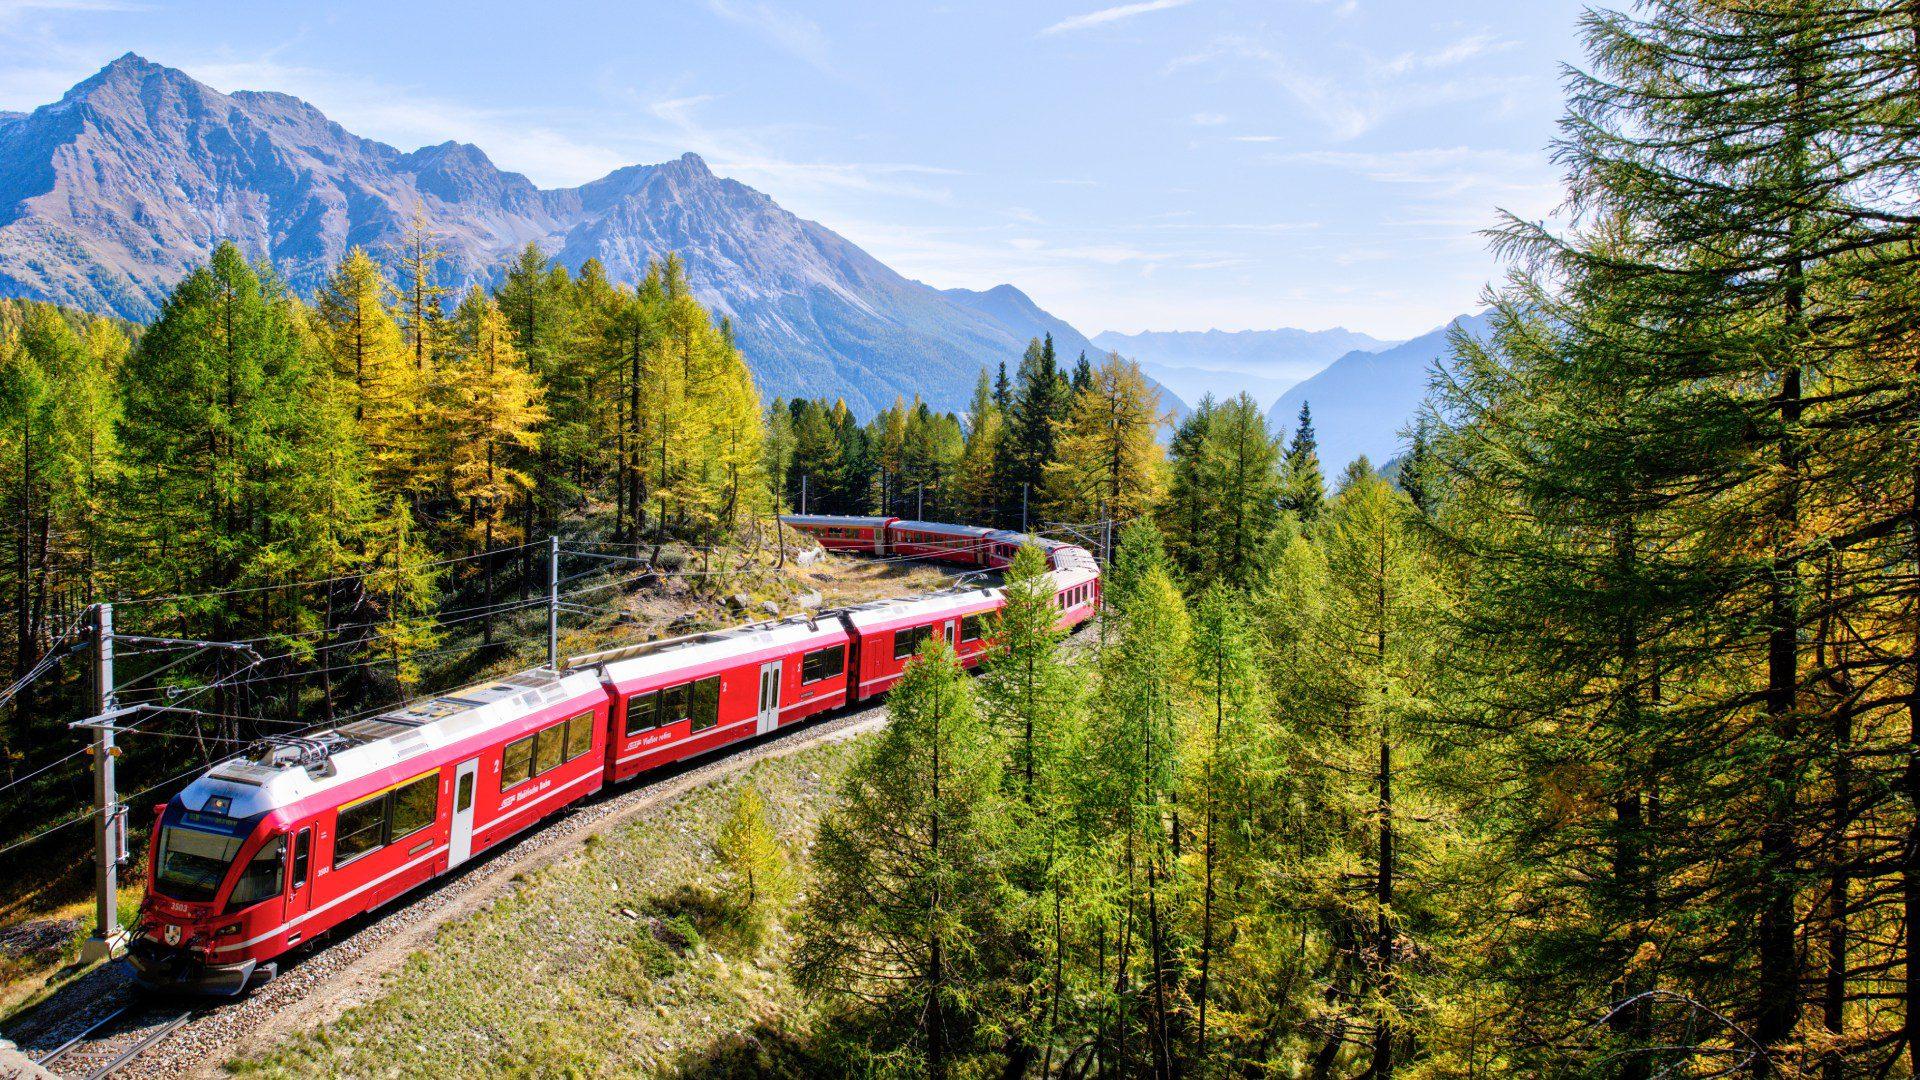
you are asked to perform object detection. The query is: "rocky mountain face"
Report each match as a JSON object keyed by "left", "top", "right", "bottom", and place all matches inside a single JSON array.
[
  {"left": 1265, "top": 311, "right": 1492, "bottom": 471},
  {"left": 0, "top": 55, "right": 1181, "bottom": 418}
]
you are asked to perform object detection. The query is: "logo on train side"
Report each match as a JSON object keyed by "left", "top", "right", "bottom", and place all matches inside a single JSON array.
[
  {"left": 163, "top": 923, "right": 182, "bottom": 946},
  {"left": 500, "top": 775, "right": 553, "bottom": 809}
]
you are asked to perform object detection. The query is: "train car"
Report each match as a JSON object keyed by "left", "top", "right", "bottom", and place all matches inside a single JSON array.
[
  {"left": 129, "top": 514, "right": 1100, "bottom": 998},
  {"left": 1050, "top": 557, "right": 1102, "bottom": 633},
  {"left": 779, "top": 514, "right": 895, "bottom": 555},
  {"left": 884, "top": 520, "right": 997, "bottom": 566},
  {"left": 585, "top": 616, "right": 852, "bottom": 782},
  {"left": 131, "top": 668, "right": 608, "bottom": 995},
  {"left": 843, "top": 588, "right": 1006, "bottom": 701},
  {"left": 982, "top": 530, "right": 1035, "bottom": 569}
]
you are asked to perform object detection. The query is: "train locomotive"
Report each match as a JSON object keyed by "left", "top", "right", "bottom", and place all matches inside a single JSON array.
[{"left": 130, "top": 516, "right": 1100, "bottom": 995}]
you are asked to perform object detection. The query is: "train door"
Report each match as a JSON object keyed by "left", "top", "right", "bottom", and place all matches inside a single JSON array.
[
  {"left": 944, "top": 620, "right": 956, "bottom": 647},
  {"left": 449, "top": 757, "right": 480, "bottom": 868},
  {"left": 757, "top": 661, "right": 782, "bottom": 735},
  {"left": 284, "top": 826, "right": 313, "bottom": 940}
]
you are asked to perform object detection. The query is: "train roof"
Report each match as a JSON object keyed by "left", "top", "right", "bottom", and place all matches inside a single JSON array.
[
  {"left": 842, "top": 586, "right": 1004, "bottom": 630},
  {"left": 781, "top": 515, "right": 894, "bottom": 527},
  {"left": 585, "top": 615, "right": 847, "bottom": 687},
  {"left": 180, "top": 667, "right": 606, "bottom": 820},
  {"left": 888, "top": 520, "right": 994, "bottom": 538}
]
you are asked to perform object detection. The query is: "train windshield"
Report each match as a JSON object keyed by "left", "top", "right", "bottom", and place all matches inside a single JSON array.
[{"left": 153, "top": 802, "right": 265, "bottom": 903}]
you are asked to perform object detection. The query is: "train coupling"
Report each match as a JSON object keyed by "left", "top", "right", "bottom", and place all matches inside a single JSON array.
[{"left": 126, "top": 937, "right": 270, "bottom": 997}]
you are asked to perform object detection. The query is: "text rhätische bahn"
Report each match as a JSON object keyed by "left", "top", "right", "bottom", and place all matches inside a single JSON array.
[{"left": 130, "top": 517, "right": 1100, "bottom": 995}]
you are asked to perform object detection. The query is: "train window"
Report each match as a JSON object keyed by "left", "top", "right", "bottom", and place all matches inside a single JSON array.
[
  {"left": 625, "top": 691, "right": 659, "bottom": 735},
  {"left": 565, "top": 711, "right": 595, "bottom": 761},
  {"left": 456, "top": 774, "right": 474, "bottom": 814},
  {"left": 534, "top": 723, "right": 566, "bottom": 775},
  {"left": 389, "top": 773, "right": 438, "bottom": 842},
  {"left": 502, "top": 735, "right": 535, "bottom": 788},
  {"left": 689, "top": 676, "right": 721, "bottom": 732},
  {"left": 660, "top": 683, "right": 690, "bottom": 726},
  {"left": 290, "top": 829, "right": 311, "bottom": 890},
  {"left": 334, "top": 794, "right": 388, "bottom": 867},
  {"left": 894, "top": 625, "right": 932, "bottom": 660},
  {"left": 226, "top": 834, "right": 286, "bottom": 911},
  {"left": 961, "top": 615, "right": 985, "bottom": 643},
  {"left": 801, "top": 645, "right": 845, "bottom": 683}
]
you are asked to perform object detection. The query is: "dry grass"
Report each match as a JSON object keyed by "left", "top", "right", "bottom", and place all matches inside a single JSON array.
[
  {"left": 0, "top": 882, "right": 143, "bottom": 1021},
  {"left": 224, "top": 737, "right": 861, "bottom": 1079}
]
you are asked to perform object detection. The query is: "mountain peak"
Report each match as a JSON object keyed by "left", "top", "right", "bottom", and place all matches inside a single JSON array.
[
  {"left": 0, "top": 58, "right": 1152, "bottom": 420},
  {"left": 59, "top": 52, "right": 209, "bottom": 111},
  {"left": 669, "top": 151, "right": 713, "bottom": 177},
  {"left": 103, "top": 52, "right": 163, "bottom": 76}
]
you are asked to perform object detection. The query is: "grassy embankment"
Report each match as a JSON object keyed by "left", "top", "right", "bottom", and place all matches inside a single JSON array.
[{"left": 227, "top": 734, "right": 860, "bottom": 1078}]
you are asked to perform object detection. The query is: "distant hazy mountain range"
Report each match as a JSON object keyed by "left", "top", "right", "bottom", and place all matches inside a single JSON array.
[
  {"left": 0, "top": 54, "right": 1184, "bottom": 419},
  {"left": 1092, "top": 326, "right": 1395, "bottom": 411},
  {"left": 1266, "top": 312, "right": 1494, "bottom": 471}
]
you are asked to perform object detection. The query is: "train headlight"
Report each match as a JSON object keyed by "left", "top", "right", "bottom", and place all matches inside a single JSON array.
[{"left": 215, "top": 922, "right": 243, "bottom": 938}]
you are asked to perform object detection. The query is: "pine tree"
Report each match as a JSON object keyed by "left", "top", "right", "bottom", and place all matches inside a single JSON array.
[
  {"left": 356, "top": 496, "right": 443, "bottom": 690},
  {"left": 117, "top": 244, "right": 372, "bottom": 731},
  {"left": 1281, "top": 402, "right": 1324, "bottom": 521},
  {"left": 438, "top": 288, "right": 544, "bottom": 563},
  {"left": 998, "top": 337, "right": 1068, "bottom": 528},
  {"left": 1182, "top": 586, "right": 1275, "bottom": 1071},
  {"left": 1078, "top": 524, "right": 1192, "bottom": 1075},
  {"left": 1316, "top": 466, "right": 1446, "bottom": 1077},
  {"left": 1163, "top": 394, "right": 1281, "bottom": 590},
  {"left": 762, "top": 399, "right": 796, "bottom": 511},
  {"left": 716, "top": 783, "right": 794, "bottom": 937},
  {"left": 796, "top": 640, "right": 1015, "bottom": 1079},
  {"left": 976, "top": 543, "right": 1083, "bottom": 1072},
  {"left": 314, "top": 248, "right": 419, "bottom": 498},
  {"left": 391, "top": 207, "right": 450, "bottom": 374},
  {"left": 1043, "top": 354, "right": 1166, "bottom": 525},
  {"left": 790, "top": 400, "right": 846, "bottom": 515},
  {"left": 958, "top": 370, "right": 1005, "bottom": 524}
]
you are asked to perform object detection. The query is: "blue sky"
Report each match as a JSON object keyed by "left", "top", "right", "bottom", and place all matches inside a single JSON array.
[{"left": 0, "top": 0, "right": 1584, "bottom": 339}]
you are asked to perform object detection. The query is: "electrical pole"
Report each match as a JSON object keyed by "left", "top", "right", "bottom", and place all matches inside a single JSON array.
[
  {"left": 547, "top": 536, "right": 560, "bottom": 671},
  {"left": 81, "top": 602, "right": 124, "bottom": 963},
  {"left": 1021, "top": 483, "right": 1029, "bottom": 534},
  {"left": 917, "top": 483, "right": 924, "bottom": 520},
  {"left": 801, "top": 474, "right": 808, "bottom": 516}
]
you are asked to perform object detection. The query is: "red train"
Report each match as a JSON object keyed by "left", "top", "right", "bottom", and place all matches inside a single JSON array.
[{"left": 130, "top": 517, "right": 1099, "bottom": 994}]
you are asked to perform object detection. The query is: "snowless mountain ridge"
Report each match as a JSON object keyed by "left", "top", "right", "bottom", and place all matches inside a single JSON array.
[{"left": 0, "top": 54, "right": 1180, "bottom": 418}]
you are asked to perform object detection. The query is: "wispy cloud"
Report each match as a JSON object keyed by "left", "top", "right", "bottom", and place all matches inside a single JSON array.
[
  {"left": 638, "top": 88, "right": 961, "bottom": 203},
  {"left": 1190, "top": 111, "right": 1227, "bottom": 127},
  {"left": 180, "top": 53, "right": 632, "bottom": 185},
  {"left": 0, "top": 0, "right": 140, "bottom": 20},
  {"left": 1168, "top": 32, "right": 1533, "bottom": 141},
  {"left": 1280, "top": 146, "right": 1564, "bottom": 229},
  {"left": 1041, "top": 0, "right": 1194, "bottom": 37},
  {"left": 1377, "top": 32, "right": 1517, "bottom": 77},
  {"left": 702, "top": 0, "right": 835, "bottom": 74}
]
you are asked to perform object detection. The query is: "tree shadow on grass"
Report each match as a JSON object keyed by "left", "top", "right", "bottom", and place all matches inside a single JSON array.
[
  {"left": 647, "top": 883, "right": 766, "bottom": 954},
  {"left": 667, "top": 1020, "right": 832, "bottom": 1079}
]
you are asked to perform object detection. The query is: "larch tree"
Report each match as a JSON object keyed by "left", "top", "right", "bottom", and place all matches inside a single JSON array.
[
  {"left": 1043, "top": 353, "right": 1166, "bottom": 526},
  {"left": 958, "top": 370, "right": 1005, "bottom": 525},
  {"left": 795, "top": 639, "right": 1016, "bottom": 1079},
  {"left": 314, "top": 248, "right": 420, "bottom": 499}
]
